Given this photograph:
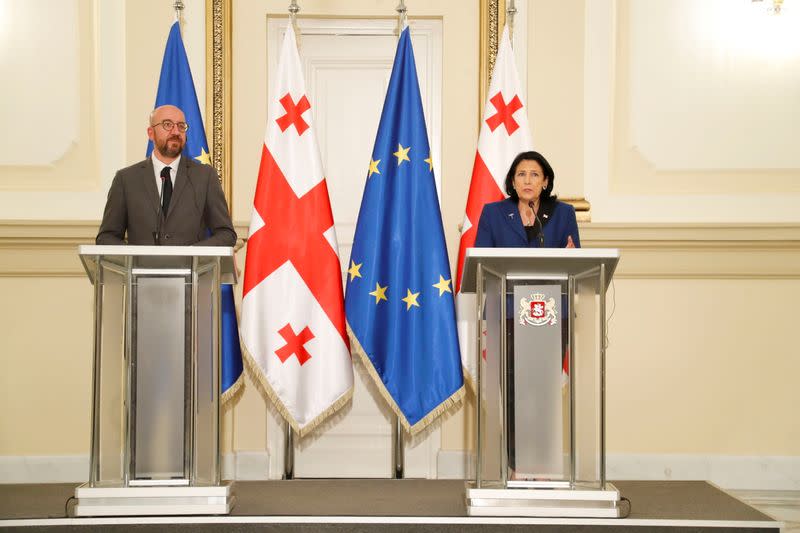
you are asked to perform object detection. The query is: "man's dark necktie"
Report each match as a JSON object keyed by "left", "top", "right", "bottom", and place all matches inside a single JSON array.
[{"left": 161, "top": 166, "right": 173, "bottom": 215}]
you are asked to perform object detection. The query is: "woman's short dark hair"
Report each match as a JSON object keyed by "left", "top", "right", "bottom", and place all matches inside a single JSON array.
[{"left": 504, "top": 151, "right": 556, "bottom": 203}]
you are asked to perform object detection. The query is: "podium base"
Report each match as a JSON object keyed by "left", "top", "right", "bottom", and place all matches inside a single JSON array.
[
  {"left": 73, "top": 481, "right": 234, "bottom": 516},
  {"left": 466, "top": 482, "right": 622, "bottom": 518}
]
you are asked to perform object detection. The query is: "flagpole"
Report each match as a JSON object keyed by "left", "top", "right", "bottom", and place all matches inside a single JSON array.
[
  {"left": 280, "top": 1, "right": 300, "bottom": 476},
  {"left": 391, "top": 0, "right": 408, "bottom": 480},
  {"left": 173, "top": 0, "right": 184, "bottom": 29},
  {"left": 395, "top": 0, "right": 407, "bottom": 36},
  {"left": 506, "top": 0, "right": 516, "bottom": 43},
  {"left": 279, "top": 1, "right": 303, "bottom": 482},
  {"left": 284, "top": 422, "right": 294, "bottom": 479},
  {"left": 392, "top": 417, "right": 404, "bottom": 479},
  {"left": 289, "top": 0, "right": 300, "bottom": 48}
]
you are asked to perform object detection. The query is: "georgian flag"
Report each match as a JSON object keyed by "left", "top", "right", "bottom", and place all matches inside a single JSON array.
[
  {"left": 241, "top": 24, "right": 353, "bottom": 436},
  {"left": 455, "top": 25, "right": 534, "bottom": 387}
]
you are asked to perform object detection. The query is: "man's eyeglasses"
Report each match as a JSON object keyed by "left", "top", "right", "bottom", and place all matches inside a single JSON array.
[{"left": 151, "top": 120, "right": 189, "bottom": 133}]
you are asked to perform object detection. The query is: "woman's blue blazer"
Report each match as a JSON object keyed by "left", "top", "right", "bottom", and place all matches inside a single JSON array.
[{"left": 474, "top": 198, "right": 580, "bottom": 248}]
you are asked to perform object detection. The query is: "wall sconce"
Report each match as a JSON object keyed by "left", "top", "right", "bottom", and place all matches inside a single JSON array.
[{"left": 752, "top": 0, "right": 784, "bottom": 14}]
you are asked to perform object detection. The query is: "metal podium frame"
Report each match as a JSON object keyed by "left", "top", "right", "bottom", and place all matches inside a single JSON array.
[
  {"left": 461, "top": 248, "right": 621, "bottom": 517},
  {"left": 74, "top": 245, "right": 237, "bottom": 516}
]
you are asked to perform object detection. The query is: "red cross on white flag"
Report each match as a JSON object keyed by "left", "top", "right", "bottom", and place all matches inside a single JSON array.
[
  {"left": 455, "top": 25, "right": 533, "bottom": 387},
  {"left": 241, "top": 23, "right": 353, "bottom": 436}
]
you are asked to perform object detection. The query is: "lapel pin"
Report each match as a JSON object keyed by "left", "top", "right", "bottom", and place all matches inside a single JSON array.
[
  {"left": 543, "top": 213, "right": 549, "bottom": 218},
  {"left": 508, "top": 213, "right": 514, "bottom": 219}
]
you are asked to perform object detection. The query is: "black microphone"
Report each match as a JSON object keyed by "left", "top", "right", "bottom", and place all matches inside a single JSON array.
[
  {"left": 153, "top": 175, "right": 165, "bottom": 245},
  {"left": 528, "top": 200, "right": 544, "bottom": 247}
]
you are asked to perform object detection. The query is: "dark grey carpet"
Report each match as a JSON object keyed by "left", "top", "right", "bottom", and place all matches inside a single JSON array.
[{"left": 0, "top": 479, "right": 780, "bottom": 532}]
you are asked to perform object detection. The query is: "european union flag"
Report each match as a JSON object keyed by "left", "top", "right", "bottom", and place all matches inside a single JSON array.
[
  {"left": 345, "top": 28, "right": 464, "bottom": 433},
  {"left": 148, "top": 21, "right": 243, "bottom": 401}
]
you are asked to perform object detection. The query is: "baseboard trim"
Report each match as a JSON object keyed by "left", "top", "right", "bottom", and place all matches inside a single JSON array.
[
  {"left": 0, "top": 451, "right": 271, "bottom": 484},
  {"left": 228, "top": 450, "right": 271, "bottom": 480},
  {"left": 606, "top": 453, "right": 800, "bottom": 491},
  {"left": 2, "top": 451, "right": 798, "bottom": 490},
  {"left": 437, "top": 449, "right": 474, "bottom": 480},
  {"left": 0, "top": 455, "right": 89, "bottom": 484},
  {"left": 436, "top": 451, "right": 800, "bottom": 491}
]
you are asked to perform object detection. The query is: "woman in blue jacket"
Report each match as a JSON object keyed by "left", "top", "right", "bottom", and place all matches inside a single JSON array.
[
  {"left": 475, "top": 151, "right": 579, "bottom": 249},
  {"left": 474, "top": 151, "right": 578, "bottom": 480}
]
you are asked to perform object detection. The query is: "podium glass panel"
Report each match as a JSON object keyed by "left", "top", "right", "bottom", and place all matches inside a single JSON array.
[
  {"left": 509, "top": 281, "right": 567, "bottom": 483},
  {"left": 193, "top": 260, "right": 221, "bottom": 485},
  {"left": 478, "top": 267, "right": 503, "bottom": 487},
  {"left": 573, "top": 269, "right": 604, "bottom": 488},
  {"left": 94, "top": 260, "right": 126, "bottom": 486},
  {"left": 132, "top": 274, "right": 188, "bottom": 480}
]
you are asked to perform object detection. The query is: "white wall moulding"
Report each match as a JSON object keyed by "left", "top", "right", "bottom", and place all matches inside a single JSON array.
[
  {"left": 585, "top": 0, "right": 800, "bottom": 223},
  {"left": 0, "top": 221, "right": 96, "bottom": 277},
  {"left": 3, "top": 451, "right": 798, "bottom": 490},
  {"left": 0, "top": 455, "right": 89, "bottom": 484},
  {"left": 0, "top": 0, "right": 80, "bottom": 169},
  {"left": 3, "top": 221, "right": 798, "bottom": 279},
  {"left": 437, "top": 451, "right": 800, "bottom": 492},
  {"left": 0, "top": 452, "right": 268, "bottom": 484},
  {"left": 582, "top": 223, "right": 800, "bottom": 279},
  {"left": 613, "top": 0, "right": 800, "bottom": 189},
  {"left": 437, "top": 449, "right": 476, "bottom": 480},
  {"left": 606, "top": 454, "right": 800, "bottom": 492},
  {"left": 0, "top": 0, "right": 104, "bottom": 194},
  {"left": 0, "top": 0, "right": 126, "bottom": 219},
  {"left": 621, "top": 0, "right": 800, "bottom": 175},
  {"left": 227, "top": 451, "right": 270, "bottom": 481},
  {"left": 0, "top": 221, "right": 249, "bottom": 277}
]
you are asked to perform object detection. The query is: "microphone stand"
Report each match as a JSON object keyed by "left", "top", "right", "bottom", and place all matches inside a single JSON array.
[
  {"left": 528, "top": 200, "right": 545, "bottom": 247},
  {"left": 153, "top": 176, "right": 165, "bottom": 245}
]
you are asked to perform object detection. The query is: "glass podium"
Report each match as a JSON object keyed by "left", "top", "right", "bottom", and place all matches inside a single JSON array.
[
  {"left": 73, "top": 245, "right": 236, "bottom": 516},
  {"left": 461, "top": 248, "right": 622, "bottom": 517}
]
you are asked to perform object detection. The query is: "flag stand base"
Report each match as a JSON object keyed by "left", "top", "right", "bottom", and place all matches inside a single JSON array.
[{"left": 73, "top": 481, "right": 234, "bottom": 516}]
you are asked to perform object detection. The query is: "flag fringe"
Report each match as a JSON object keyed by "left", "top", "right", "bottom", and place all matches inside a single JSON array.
[
  {"left": 346, "top": 321, "right": 465, "bottom": 436},
  {"left": 220, "top": 373, "right": 245, "bottom": 405},
  {"left": 221, "top": 256, "right": 246, "bottom": 406},
  {"left": 240, "top": 344, "right": 354, "bottom": 439},
  {"left": 462, "top": 365, "right": 477, "bottom": 395}
]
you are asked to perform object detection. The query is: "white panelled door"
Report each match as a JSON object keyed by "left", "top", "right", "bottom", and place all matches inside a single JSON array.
[{"left": 265, "top": 18, "right": 443, "bottom": 479}]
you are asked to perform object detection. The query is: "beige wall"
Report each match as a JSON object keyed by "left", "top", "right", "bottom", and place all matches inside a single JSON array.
[
  {"left": 0, "top": 276, "right": 93, "bottom": 455},
  {"left": 2, "top": 223, "right": 798, "bottom": 460},
  {"left": 525, "top": 0, "right": 585, "bottom": 199},
  {"left": 1, "top": 0, "right": 799, "bottom": 485},
  {"left": 607, "top": 276, "right": 800, "bottom": 455}
]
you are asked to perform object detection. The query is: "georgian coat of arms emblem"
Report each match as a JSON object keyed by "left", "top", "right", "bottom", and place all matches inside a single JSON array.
[{"left": 519, "top": 292, "right": 557, "bottom": 326}]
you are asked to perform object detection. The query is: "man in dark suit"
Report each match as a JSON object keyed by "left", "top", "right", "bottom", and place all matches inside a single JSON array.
[{"left": 96, "top": 105, "right": 236, "bottom": 246}]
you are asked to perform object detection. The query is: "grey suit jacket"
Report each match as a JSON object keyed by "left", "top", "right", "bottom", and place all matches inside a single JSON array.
[{"left": 96, "top": 156, "right": 236, "bottom": 246}]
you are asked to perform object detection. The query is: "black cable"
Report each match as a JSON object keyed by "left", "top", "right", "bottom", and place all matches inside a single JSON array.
[
  {"left": 64, "top": 495, "right": 76, "bottom": 518},
  {"left": 604, "top": 277, "right": 617, "bottom": 351},
  {"left": 619, "top": 495, "right": 632, "bottom": 518}
]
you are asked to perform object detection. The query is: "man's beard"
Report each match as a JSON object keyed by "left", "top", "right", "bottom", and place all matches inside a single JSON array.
[{"left": 157, "top": 136, "right": 184, "bottom": 158}]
